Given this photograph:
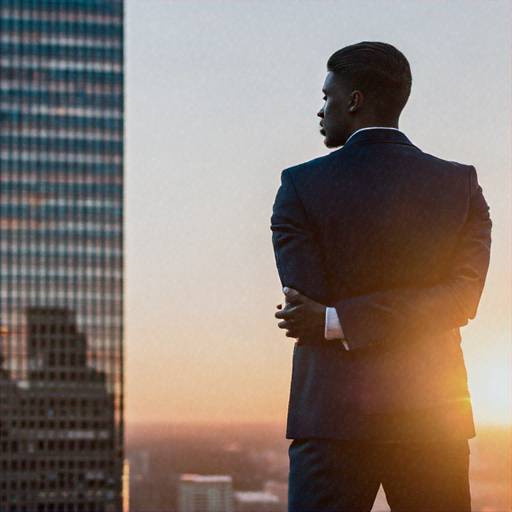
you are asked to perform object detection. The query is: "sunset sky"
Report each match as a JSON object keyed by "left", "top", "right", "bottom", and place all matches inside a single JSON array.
[{"left": 124, "top": 1, "right": 511, "bottom": 427}]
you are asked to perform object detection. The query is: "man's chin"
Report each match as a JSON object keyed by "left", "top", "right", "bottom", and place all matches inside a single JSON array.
[{"left": 324, "top": 137, "right": 343, "bottom": 149}]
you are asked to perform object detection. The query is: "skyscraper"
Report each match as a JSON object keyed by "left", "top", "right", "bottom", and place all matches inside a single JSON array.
[{"left": 1, "top": 1, "right": 124, "bottom": 510}]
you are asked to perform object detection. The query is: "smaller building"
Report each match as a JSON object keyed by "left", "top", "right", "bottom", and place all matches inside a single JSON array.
[
  {"left": 1, "top": 307, "right": 118, "bottom": 512},
  {"left": 262, "top": 481, "right": 288, "bottom": 505},
  {"left": 233, "top": 490, "right": 283, "bottom": 512},
  {"left": 178, "top": 474, "right": 233, "bottom": 512}
]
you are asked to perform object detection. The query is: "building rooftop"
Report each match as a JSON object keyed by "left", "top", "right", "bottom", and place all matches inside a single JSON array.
[
  {"left": 180, "top": 474, "right": 233, "bottom": 483},
  {"left": 234, "top": 491, "right": 280, "bottom": 504}
]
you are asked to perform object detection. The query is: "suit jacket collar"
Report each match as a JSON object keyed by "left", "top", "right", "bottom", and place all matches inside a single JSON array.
[{"left": 343, "top": 128, "right": 415, "bottom": 148}]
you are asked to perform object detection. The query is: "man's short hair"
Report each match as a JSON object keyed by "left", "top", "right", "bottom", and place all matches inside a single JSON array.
[{"left": 327, "top": 42, "right": 412, "bottom": 117}]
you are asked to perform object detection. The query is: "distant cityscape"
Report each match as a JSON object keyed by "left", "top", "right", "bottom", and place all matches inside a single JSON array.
[
  {"left": 125, "top": 423, "right": 511, "bottom": 512},
  {"left": 127, "top": 423, "right": 289, "bottom": 512}
]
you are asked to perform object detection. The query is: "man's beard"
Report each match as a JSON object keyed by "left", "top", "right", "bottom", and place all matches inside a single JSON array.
[
  {"left": 322, "top": 129, "right": 348, "bottom": 148},
  {"left": 324, "top": 136, "right": 343, "bottom": 149}
]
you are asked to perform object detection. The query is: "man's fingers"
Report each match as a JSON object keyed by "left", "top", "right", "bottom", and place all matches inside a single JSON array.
[
  {"left": 283, "top": 287, "right": 304, "bottom": 304},
  {"left": 275, "top": 299, "right": 307, "bottom": 340},
  {"left": 276, "top": 303, "right": 283, "bottom": 310},
  {"left": 277, "top": 320, "right": 295, "bottom": 330},
  {"left": 275, "top": 305, "right": 296, "bottom": 319},
  {"left": 275, "top": 309, "right": 285, "bottom": 319},
  {"left": 277, "top": 320, "right": 300, "bottom": 340},
  {"left": 279, "top": 322, "right": 298, "bottom": 338},
  {"left": 275, "top": 303, "right": 307, "bottom": 319}
]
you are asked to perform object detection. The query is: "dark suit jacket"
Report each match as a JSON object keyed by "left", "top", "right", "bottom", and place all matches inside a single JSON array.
[{"left": 271, "top": 129, "right": 491, "bottom": 441}]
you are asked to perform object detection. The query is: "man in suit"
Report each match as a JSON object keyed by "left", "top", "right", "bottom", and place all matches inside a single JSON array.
[{"left": 271, "top": 42, "right": 491, "bottom": 511}]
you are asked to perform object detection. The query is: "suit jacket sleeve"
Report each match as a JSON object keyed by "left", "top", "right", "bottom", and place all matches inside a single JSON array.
[
  {"left": 335, "top": 166, "right": 492, "bottom": 350},
  {"left": 271, "top": 169, "right": 330, "bottom": 304}
]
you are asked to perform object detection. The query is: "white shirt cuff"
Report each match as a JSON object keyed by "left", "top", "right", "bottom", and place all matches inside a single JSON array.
[{"left": 325, "top": 307, "right": 349, "bottom": 350}]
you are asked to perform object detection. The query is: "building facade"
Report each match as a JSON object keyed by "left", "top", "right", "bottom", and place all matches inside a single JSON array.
[
  {"left": 0, "top": 1, "right": 124, "bottom": 510},
  {"left": 178, "top": 475, "right": 234, "bottom": 512}
]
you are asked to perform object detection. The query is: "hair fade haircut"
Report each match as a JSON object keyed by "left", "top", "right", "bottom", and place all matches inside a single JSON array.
[{"left": 327, "top": 42, "right": 412, "bottom": 118}]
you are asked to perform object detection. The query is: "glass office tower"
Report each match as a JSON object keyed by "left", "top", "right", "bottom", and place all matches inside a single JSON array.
[{"left": 0, "top": 1, "right": 124, "bottom": 510}]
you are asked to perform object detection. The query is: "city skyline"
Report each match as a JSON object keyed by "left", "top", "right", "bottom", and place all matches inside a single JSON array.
[{"left": 124, "top": 1, "right": 511, "bottom": 426}]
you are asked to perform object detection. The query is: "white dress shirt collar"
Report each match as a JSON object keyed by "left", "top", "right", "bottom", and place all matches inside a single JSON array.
[{"left": 345, "top": 126, "right": 400, "bottom": 145}]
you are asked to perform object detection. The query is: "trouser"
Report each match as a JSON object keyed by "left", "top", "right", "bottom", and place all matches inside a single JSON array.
[{"left": 288, "top": 438, "right": 471, "bottom": 512}]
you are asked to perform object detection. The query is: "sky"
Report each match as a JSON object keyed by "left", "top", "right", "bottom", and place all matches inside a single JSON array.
[{"left": 124, "top": 1, "right": 511, "bottom": 426}]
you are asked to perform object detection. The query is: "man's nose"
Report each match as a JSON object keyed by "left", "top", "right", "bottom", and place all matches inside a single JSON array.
[{"left": 317, "top": 108, "right": 324, "bottom": 118}]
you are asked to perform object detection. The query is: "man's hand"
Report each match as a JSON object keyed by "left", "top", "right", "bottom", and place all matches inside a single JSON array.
[{"left": 275, "top": 287, "right": 326, "bottom": 342}]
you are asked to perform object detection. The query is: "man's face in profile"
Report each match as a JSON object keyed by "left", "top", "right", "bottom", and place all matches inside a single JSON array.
[{"left": 318, "top": 72, "right": 353, "bottom": 148}]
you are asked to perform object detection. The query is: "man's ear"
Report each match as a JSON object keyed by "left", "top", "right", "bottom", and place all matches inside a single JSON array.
[{"left": 348, "top": 90, "right": 364, "bottom": 112}]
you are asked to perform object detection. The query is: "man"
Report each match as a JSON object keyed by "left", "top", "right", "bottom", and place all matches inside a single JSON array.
[{"left": 271, "top": 42, "right": 491, "bottom": 512}]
